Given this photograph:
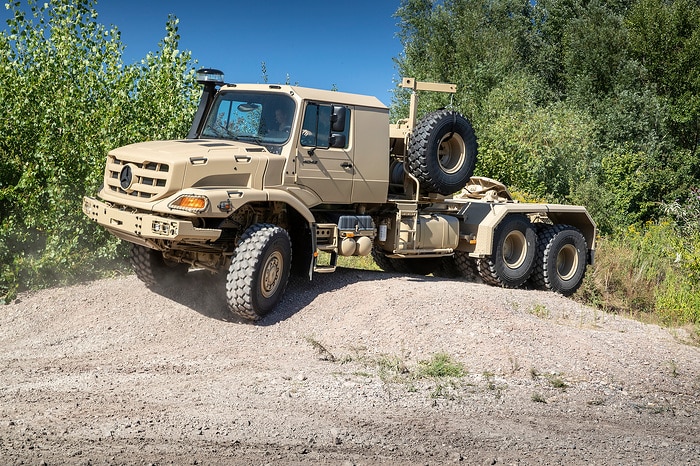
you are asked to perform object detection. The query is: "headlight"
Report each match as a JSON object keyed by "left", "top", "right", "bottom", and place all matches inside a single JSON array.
[
  {"left": 169, "top": 194, "right": 209, "bottom": 213},
  {"left": 152, "top": 220, "right": 177, "bottom": 236}
]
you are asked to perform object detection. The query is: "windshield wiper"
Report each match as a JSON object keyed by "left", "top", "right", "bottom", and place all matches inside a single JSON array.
[
  {"left": 201, "top": 125, "right": 234, "bottom": 139},
  {"left": 232, "top": 134, "right": 263, "bottom": 145}
]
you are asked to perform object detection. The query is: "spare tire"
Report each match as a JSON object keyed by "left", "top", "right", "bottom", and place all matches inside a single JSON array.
[{"left": 408, "top": 110, "right": 478, "bottom": 195}]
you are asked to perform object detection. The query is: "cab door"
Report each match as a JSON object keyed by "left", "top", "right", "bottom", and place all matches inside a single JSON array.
[{"left": 295, "top": 102, "right": 353, "bottom": 204}]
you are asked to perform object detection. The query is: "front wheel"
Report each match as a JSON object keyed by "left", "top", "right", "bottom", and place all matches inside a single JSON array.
[
  {"left": 530, "top": 225, "right": 587, "bottom": 296},
  {"left": 226, "top": 224, "right": 292, "bottom": 321}
]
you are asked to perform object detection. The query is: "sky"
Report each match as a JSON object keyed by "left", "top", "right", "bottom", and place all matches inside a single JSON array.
[{"left": 3, "top": 1, "right": 405, "bottom": 106}]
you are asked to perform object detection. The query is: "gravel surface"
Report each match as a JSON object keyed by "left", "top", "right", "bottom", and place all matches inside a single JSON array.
[{"left": 1, "top": 268, "right": 699, "bottom": 465}]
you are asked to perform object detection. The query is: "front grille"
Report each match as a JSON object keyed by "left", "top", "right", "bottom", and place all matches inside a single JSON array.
[{"left": 105, "top": 156, "right": 170, "bottom": 200}]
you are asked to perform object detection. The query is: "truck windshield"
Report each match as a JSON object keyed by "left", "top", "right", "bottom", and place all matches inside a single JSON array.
[{"left": 200, "top": 91, "right": 296, "bottom": 147}]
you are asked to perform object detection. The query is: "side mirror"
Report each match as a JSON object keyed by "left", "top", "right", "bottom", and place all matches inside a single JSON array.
[
  {"left": 329, "top": 133, "right": 346, "bottom": 148},
  {"left": 331, "top": 105, "right": 347, "bottom": 132}
]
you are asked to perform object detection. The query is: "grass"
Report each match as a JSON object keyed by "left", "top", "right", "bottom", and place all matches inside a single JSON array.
[
  {"left": 376, "top": 355, "right": 410, "bottom": 382},
  {"left": 667, "top": 359, "right": 679, "bottom": 378},
  {"left": 304, "top": 336, "right": 336, "bottom": 362},
  {"left": 676, "top": 324, "right": 700, "bottom": 347},
  {"left": 547, "top": 375, "right": 568, "bottom": 389},
  {"left": 530, "top": 367, "right": 569, "bottom": 390},
  {"left": 324, "top": 348, "right": 469, "bottom": 399},
  {"left": 375, "top": 354, "right": 512, "bottom": 401},
  {"left": 509, "top": 356, "right": 521, "bottom": 374},
  {"left": 302, "top": 341, "right": 460, "bottom": 396},
  {"left": 314, "top": 252, "right": 381, "bottom": 271},
  {"left": 483, "top": 371, "right": 496, "bottom": 390},
  {"left": 482, "top": 370, "right": 507, "bottom": 398},
  {"left": 528, "top": 303, "right": 551, "bottom": 319},
  {"left": 417, "top": 353, "right": 466, "bottom": 378},
  {"left": 430, "top": 381, "right": 461, "bottom": 399},
  {"left": 576, "top": 221, "right": 700, "bottom": 327}
]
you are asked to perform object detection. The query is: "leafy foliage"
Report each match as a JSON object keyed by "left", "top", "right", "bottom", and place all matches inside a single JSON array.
[
  {"left": 394, "top": 0, "right": 700, "bottom": 231},
  {"left": 478, "top": 75, "right": 596, "bottom": 202},
  {"left": 0, "top": 0, "right": 198, "bottom": 301},
  {"left": 395, "top": 0, "right": 700, "bottom": 323}
]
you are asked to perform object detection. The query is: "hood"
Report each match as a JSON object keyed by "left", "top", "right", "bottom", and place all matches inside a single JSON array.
[{"left": 100, "top": 139, "right": 272, "bottom": 208}]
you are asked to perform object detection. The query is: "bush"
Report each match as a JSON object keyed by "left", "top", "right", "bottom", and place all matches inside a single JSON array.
[
  {"left": 656, "top": 277, "right": 700, "bottom": 325},
  {"left": 0, "top": 1, "right": 198, "bottom": 302}
]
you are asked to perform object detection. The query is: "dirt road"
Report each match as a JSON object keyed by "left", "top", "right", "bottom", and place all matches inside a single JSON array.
[{"left": 1, "top": 269, "right": 699, "bottom": 464}]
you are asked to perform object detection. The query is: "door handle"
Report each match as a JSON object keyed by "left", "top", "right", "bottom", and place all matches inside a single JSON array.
[
  {"left": 303, "top": 159, "right": 318, "bottom": 164},
  {"left": 340, "top": 162, "right": 353, "bottom": 169}
]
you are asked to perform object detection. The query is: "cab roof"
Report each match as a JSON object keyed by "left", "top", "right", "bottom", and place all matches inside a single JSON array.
[{"left": 219, "top": 83, "right": 388, "bottom": 110}]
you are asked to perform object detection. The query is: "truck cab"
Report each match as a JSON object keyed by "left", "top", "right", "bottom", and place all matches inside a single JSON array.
[{"left": 187, "top": 73, "right": 391, "bottom": 206}]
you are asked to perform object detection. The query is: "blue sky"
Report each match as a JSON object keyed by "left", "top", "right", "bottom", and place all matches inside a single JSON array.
[{"left": 3, "top": 1, "right": 405, "bottom": 106}]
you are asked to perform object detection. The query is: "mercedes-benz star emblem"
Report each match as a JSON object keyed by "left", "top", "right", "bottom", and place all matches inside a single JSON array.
[{"left": 119, "top": 165, "right": 133, "bottom": 191}]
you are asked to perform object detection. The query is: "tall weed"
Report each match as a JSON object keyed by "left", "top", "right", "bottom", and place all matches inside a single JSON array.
[{"left": 578, "top": 217, "right": 700, "bottom": 325}]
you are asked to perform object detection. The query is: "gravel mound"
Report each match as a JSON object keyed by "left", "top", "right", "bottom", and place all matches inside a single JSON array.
[{"left": 1, "top": 268, "right": 699, "bottom": 464}]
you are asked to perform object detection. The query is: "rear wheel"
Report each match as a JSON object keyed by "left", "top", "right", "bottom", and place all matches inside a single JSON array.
[
  {"left": 433, "top": 256, "right": 461, "bottom": 278},
  {"left": 371, "top": 245, "right": 397, "bottom": 272},
  {"left": 530, "top": 225, "right": 587, "bottom": 296},
  {"left": 478, "top": 215, "right": 536, "bottom": 288},
  {"left": 392, "top": 257, "right": 441, "bottom": 276},
  {"left": 130, "top": 244, "right": 188, "bottom": 287},
  {"left": 226, "top": 224, "right": 292, "bottom": 321},
  {"left": 453, "top": 250, "right": 480, "bottom": 281}
]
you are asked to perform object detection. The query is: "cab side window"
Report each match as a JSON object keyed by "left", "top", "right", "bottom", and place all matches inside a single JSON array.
[{"left": 301, "top": 103, "right": 350, "bottom": 149}]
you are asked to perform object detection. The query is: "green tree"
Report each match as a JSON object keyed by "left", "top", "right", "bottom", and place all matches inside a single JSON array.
[
  {"left": 626, "top": 0, "right": 700, "bottom": 157},
  {"left": 394, "top": 0, "right": 700, "bottom": 230},
  {"left": 0, "top": 0, "right": 198, "bottom": 301},
  {"left": 393, "top": 0, "right": 537, "bottom": 123},
  {"left": 477, "top": 72, "right": 597, "bottom": 202}
]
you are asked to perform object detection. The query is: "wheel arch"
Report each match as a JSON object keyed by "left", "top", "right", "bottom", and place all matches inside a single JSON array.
[
  {"left": 224, "top": 189, "right": 317, "bottom": 280},
  {"left": 465, "top": 203, "right": 596, "bottom": 262},
  {"left": 266, "top": 189, "right": 316, "bottom": 225},
  {"left": 545, "top": 210, "right": 596, "bottom": 255},
  {"left": 265, "top": 190, "right": 316, "bottom": 280}
]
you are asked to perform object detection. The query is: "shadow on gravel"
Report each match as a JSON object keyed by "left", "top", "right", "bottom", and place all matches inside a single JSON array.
[
  {"left": 147, "top": 268, "right": 449, "bottom": 326},
  {"left": 260, "top": 268, "right": 414, "bottom": 326}
]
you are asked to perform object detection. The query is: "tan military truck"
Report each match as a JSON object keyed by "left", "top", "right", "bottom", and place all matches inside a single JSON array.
[{"left": 83, "top": 69, "right": 596, "bottom": 320}]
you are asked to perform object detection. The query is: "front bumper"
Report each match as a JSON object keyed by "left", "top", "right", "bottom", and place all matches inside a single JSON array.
[{"left": 82, "top": 196, "right": 222, "bottom": 243}]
